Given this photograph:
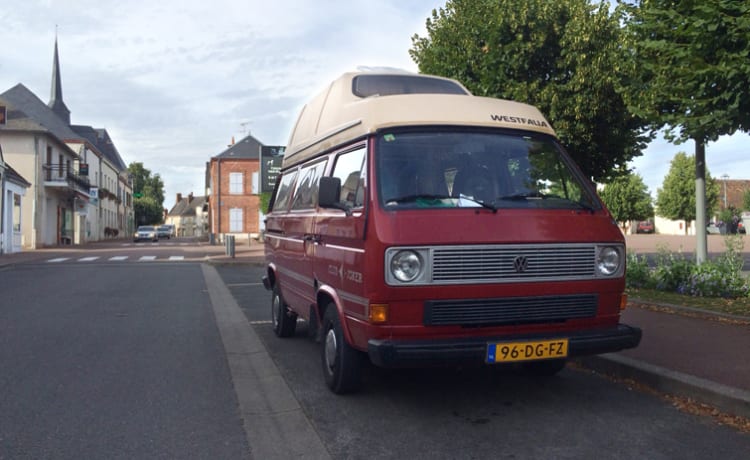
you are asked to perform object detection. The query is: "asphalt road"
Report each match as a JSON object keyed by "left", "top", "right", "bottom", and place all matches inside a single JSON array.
[
  {"left": 0, "top": 262, "right": 250, "bottom": 459},
  {"left": 2, "top": 254, "right": 749, "bottom": 459},
  {"left": 218, "top": 264, "right": 750, "bottom": 460}
]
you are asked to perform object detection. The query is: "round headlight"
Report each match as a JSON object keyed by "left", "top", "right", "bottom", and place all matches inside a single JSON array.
[
  {"left": 391, "top": 250, "right": 422, "bottom": 282},
  {"left": 597, "top": 247, "right": 621, "bottom": 276}
]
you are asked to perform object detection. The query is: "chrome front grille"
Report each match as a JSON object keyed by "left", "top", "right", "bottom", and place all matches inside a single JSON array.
[{"left": 431, "top": 244, "right": 596, "bottom": 284}]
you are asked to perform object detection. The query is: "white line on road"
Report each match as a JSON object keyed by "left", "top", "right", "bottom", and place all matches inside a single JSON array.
[
  {"left": 139, "top": 256, "right": 157, "bottom": 261},
  {"left": 168, "top": 256, "right": 185, "bottom": 261},
  {"left": 46, "top": 258, "right": 69, "bottom": 263},
  {"left": 78, "top": 257, "right": 100, "bottom": 262},
  {"left": 109, "top": 256, "right": 128, "bottom": 261}
]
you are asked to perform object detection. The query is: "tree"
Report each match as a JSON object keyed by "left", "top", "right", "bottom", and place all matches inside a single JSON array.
[
  {"left": 599, "top": 173, "right": 654, "bottom": 232},
  {"left": 133, "top": 197, "right": 164, "bottom": 227},
  {"left": 128, "top": 162, "right": 165, "bottom": 225},
  {"left": 623, "top": 0, "right": 750, "bottom": 260},
  {"left": 656, "top": 152, "right": 719, "bottom": 234},
  {"left": 410, "top": 0, "right": 650, "bottom": 183},
  {"left": 128, "top": 162, "right": 165, "bottom": 205}
]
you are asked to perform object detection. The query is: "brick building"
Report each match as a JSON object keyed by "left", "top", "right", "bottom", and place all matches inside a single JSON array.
[{"left": 206, "top": 134, "right": 264, "bottom": 243}]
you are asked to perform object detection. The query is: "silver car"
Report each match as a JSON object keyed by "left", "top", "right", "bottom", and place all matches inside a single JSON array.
[{"left": 134, "top": 225, "right": 158, "bottom": 242}]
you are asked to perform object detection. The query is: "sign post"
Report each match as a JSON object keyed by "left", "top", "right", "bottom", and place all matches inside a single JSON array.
[{"left": 260, "top": 146, "right": 285, "bottom": 193}]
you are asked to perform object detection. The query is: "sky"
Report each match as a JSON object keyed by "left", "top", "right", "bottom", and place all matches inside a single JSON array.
[{"left": 1, "top": 0, "right": 748, "bottom": 209}]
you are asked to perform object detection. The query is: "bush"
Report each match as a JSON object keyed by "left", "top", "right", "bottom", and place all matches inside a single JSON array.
[
  {"left": 627, "top": 235, "right": 750, "bottom": 299},
  {"left": 626, "top": 252, "right": 654, "bottom": 289}
]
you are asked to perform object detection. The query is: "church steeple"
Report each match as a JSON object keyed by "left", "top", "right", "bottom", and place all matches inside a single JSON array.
[{"left": 48, "top": 35, "right": 71, "bottom": 125}]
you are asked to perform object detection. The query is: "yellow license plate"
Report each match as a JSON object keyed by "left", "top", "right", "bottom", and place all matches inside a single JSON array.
[{"left": 486, "top": 339, "right": 569, "bottom": 363}]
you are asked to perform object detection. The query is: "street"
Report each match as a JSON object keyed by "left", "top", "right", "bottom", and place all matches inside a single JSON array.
[{"left": 1, "top": 241, "right": 749, "bottom": 459}]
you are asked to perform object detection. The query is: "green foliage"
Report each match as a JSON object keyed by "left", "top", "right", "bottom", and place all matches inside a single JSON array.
[
  {"left": 599, "top": 172, "right": 654, "bottom": 229},
  {"left": 260, "top": 192, "right": 272, "bottom": 214},
  {"left": 655, "top": 152, "right": 719, "bottom": 230},
  {"left": 626, "top": 252, "right": 655, "bottom": 289},
  {"left": 134, "top": 197, "right": 164, "bottom": 226},
  {"left": 128, "top": 162, "right": 165, "bottom": 226},
  {"left": 128, "top": 162, "right": 165, "bottom": 206},
  {"left": 743, "top": 190, "right": 750, "bottom": 211},
  {"left": 410, "top": 0, "right": 651, "bottom": 183},
  {"left": 627, "top": 235, "right": 749, "bottom": 298},
  {"left": 623, "top": 0, "right": 750, "bottom": 144}
]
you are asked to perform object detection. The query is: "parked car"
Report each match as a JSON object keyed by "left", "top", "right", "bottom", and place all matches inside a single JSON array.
[
  {"left": 636, "top": 221, "right": 654, "bottom": 234},
  {"left": 157, "top": 225, "right": 172, "bottom": 239},
  {"left": 134, "top": 225, "right": 158, "bottom": 242}
]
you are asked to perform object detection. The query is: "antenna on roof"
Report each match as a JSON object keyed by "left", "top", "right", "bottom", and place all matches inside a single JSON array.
[{"left": 240, "top": 121, "right": 251, "bottom": 135}]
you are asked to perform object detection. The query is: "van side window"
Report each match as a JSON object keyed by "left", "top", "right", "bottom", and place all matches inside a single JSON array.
[
  {"left": 291, "top": 160, "right": 327, "bottom": 210},
  {"left": 271, "top": 170, "right": 298, "bottom": 212},
  {"left": 331, "top": 147, "right": 366, "bottom": 208}
]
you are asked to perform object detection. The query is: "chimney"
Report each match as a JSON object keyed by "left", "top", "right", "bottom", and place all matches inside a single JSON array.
[
  {"left": 176, "top": 193, "right": 182, "bottom": 203},
  {"left": 188, "top": 193, "right": 194, "bottom": 204}
]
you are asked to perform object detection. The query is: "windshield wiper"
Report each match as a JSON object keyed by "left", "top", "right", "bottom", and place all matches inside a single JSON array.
[
  {"left": 387, "top": 194, "right": 452, "bottom": 203},
  {"left": 498, "top": 192, "right": 555, "bottom": 200},
  {"left": 498, "top": 193, "right": 596, "bottom": 213},
  {"left": 457, "top": 194, "right": 498, "bottom": 212}
]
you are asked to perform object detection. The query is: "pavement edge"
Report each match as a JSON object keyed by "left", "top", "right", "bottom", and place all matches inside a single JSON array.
[
  {"left": 576, "top": 354, "right": 750, "bottom": 420},
  {"left": 201, "top": 263, "right": 332, "bottom": 460}
]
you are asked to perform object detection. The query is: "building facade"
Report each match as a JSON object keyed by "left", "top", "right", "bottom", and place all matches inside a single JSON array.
[
  {"left": 206, "top": 134, "right": 263, "bottom": 243},
  {"left": 0, "top": 143, "right": 31, "bottom": 254},
  {"left": 166, "top": 193, "right": 207, "bottom": 238},
  {"left": 0, "top": 38, "right": 132, "bottom": 248}
]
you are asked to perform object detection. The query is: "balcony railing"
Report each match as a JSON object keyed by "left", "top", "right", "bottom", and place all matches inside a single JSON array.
[{"left": 43, "top": 164, "right": 91, "bottom": 195}]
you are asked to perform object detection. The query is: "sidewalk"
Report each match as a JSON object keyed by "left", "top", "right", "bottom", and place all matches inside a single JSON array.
[{"left": 576, "top": 234, "right": 750, "bottom": 420}]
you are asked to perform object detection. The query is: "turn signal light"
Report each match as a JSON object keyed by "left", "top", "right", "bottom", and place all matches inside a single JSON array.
[
  {"left": 369, "top": 304, "right": 388, "bottom": 323},
  {"left": 620, "top": 294, "right": 628, "bottom": 311}
]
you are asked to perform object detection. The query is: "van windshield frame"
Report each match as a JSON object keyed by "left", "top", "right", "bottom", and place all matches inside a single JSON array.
[{"left": 374, "top": 128, "right": 601, "bottom": 212}]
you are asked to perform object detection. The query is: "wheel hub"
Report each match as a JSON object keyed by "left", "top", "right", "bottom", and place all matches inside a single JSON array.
[{"left": 325, "top": 329, "right": 337, "bottom": 371}]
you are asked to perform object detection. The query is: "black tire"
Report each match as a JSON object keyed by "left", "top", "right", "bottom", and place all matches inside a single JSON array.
[
  {"left": 522, "top": 358, "right": 567, "bottom": 377},
  {"left": 321, "top": 305, "right": 362, "bottom": 394},
  {"left": 271, "top": 286, "right": 297, "bottom": 338}
]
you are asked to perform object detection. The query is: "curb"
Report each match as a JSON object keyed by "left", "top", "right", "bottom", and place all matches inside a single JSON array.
[{"left": 575, "top": 354, "right": 750, "bottom": 420}]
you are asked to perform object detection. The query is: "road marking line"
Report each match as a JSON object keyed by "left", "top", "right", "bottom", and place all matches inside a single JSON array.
[
  {"left": 139, "top": 256, "right": 157, "bottom": 261},
  {"left": 47, "top": 258, "right": 69, "bottom": 263},
  {"left": 78, "top": 257, "right": 100, "bottom": 262},
  {"left": 109, "top": 256, "right": 128, "bottom": 261},
  {"left": 168, "top": 256, "right": 184, "bottom": 261}
]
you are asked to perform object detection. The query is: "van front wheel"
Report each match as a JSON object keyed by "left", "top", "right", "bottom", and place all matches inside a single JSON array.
[
  {"left": 321, "top": 305, "right": 362, "bottom": 394},
  {"left": 271, "top": 286, "right": 297, "bottom": 337}
]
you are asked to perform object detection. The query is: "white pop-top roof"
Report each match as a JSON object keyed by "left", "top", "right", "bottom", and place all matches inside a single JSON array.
[{"left": 283, "top": 71, "right": 557, "bottom": 168}]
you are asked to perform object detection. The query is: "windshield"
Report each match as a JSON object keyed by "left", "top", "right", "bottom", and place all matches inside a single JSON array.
[{"left": 376, "top": 130, "right": 599, "bottom": 211}]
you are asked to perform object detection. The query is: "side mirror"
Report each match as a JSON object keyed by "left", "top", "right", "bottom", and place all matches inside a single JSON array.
[
  {"left": 319, "top": 176, "right": 352, "bottom": 216},
  {"left": 319, "top": 176, "right": 341, "bottom": 207}
]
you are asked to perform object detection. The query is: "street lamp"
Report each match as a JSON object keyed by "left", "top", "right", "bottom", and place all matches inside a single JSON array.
[{"left": 722, "top": 174, "right": 729, "bottom": 209}]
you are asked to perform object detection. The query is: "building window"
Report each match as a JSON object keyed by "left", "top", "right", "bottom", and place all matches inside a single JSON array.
[
  {"left": 229, "top": 172, "right": 243, "bottom": 194},
  {"left": 229, "top": 208, "right": 243, "bottom": 232},
  {"left": 13, "top": 194, "right": 21, "bottom": 231}
]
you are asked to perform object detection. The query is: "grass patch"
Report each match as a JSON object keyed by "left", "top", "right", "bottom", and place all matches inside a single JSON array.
[{"left": 626, "top": 287, "right": 750, "bottom": 317}]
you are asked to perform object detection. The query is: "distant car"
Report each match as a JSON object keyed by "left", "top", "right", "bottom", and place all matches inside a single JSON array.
[
  {"left": 134, "top": 225, "right": 158, "bottom": 242},
  {"left": 157, "top": 225, "right": 172, "bottom": 239},
  {"left": 636, "top": 221, "right": 654, "bottom": 234},
  {"left": 739, "top": 222, "right": 746, "bottom": 234}
]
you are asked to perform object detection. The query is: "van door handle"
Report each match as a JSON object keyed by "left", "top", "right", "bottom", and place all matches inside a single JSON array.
[{"left": 303, "top": 233, "right": 321, "bottom": 243}]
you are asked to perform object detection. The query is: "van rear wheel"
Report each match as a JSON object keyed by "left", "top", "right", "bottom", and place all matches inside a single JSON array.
[
  {"left": 321, "top": 305, "right": 362, "bottom": 394},
  {"left": 271, "top": 286, "right": 297, "bottom": 337}
]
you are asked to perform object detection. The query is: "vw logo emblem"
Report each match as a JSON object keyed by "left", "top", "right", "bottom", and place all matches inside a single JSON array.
[{"left": 513, "top": 256, "right": 529, "bottom": 273}]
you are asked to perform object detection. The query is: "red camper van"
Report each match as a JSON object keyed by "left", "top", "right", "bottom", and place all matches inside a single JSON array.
[{"left": 262, "top": 71, "right": 641, "bottom": 393}]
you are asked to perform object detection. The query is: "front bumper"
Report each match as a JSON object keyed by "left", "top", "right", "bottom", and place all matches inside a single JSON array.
[{"left": 368, "top": 324, "right": 641, "bottom": 368}]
